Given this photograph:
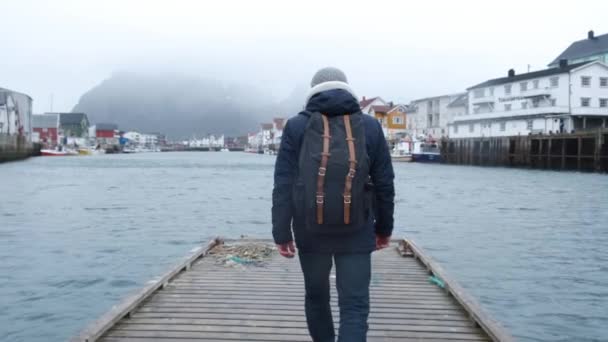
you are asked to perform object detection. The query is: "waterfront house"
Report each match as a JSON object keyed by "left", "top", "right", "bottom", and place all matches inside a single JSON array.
[
  {"left": 260, "top": 123, "right": 273, "bottom": 149},
  {"left": 272, "top": 118, "right": 286, "bottom": 148},
  {"left": 32, "top": 114, "right": 59, "bottom": 147},
  {"left": 445, "top": 94, "right": 468, "bottom": 137},
  {"left": 409, "top": 93, "right": 465, "bottom": 139},
  {"left": 366, "top": 104, "right": 408, "bottom": 140},
  {"left": 0, "top": 87, "right": 32, "bottom": 141},
  {"left": 450, "top": 60, "right": 608, "bottom": 138},
  {"left": 49, "top": 112, "right": 90, "bottom": 146},
  {"left": 386, "top": 105, "right": 408, "bottom": 141},
  {"left": 91, "top": 123, "right": 118, "bottom": 146},
  {"left": 548, "top": 30, "right": 608, "bottom": 67},
  {"left": 1, "top": 87, "right": 34, "bottom": 162},
  {"left": 359, "top": 96, "right": 387, "bottom": 114}
]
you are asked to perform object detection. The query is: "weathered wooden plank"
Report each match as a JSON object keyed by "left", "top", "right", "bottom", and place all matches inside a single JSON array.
[
  {"left": 134, "top": 306, "right": 469, "bottom": 319},
  {"left": 108, "top": 326, "right": 489, "bottom": 340},
  {"left": 154, "top": 292, "right": 452, "bottom": 301},
  {"left": 120, "top": 317, "right": 481, "bottom": 333},
  {"left": 160, "top": 288, "right": 448, "bottom": 296},
  {"left": 128, "top": 314, "right": 475, "bottom": 325},
  {"left": 142, "top": 301, "right": 461, "bottom": 311},
  {"left": 102, "top": 337, "right": 484, "bottom": 342}
]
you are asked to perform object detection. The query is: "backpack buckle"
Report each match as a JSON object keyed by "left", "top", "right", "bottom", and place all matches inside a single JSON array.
[
  {"left": 343, "top": 195, "right": 352, "bottom": 204},
  {"left": 316, "top": 194, "right": 325, "bottom": 204},
  {"left": 318, "top": 167, "right": 327, "bottom": 176},
  {"left": 348, "top": 168, "right": 356, "bottom": 178}
]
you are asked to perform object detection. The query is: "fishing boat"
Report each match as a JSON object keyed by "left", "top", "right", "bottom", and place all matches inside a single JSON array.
[
  {"left": 391, "top": 140, "right": 413, "bottom": 162},
  {"left": 41, "top": 149, "right": 69, "bottom": 156},
  {"left": 412, "top": 140, "right": 443, "bottom": 163}
]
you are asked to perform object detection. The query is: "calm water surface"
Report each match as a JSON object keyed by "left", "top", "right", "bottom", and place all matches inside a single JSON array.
[{"left": 1, "top": 152, "right": 607, "bottom": 342}]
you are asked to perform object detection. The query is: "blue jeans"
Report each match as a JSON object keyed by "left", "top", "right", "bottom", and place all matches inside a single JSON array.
[{"left": 298, "top": 252, "right": 371, "bottom": 342}]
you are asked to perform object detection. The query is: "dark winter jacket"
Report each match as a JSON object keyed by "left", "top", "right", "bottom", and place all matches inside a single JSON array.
[{"left": 271, "top": 88, "right": 395, "bottom": 254}]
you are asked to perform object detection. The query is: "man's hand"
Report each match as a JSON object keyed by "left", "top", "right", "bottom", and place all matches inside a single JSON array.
[
  {"left": 375, "top": 235, "right": 391, "bottom": 250},
  {"left": 277, "top": 241, "right": 296, "bottom": 258}
]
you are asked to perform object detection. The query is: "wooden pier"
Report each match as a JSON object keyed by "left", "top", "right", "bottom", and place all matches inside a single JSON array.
[
  {"left": 73, "top": 238, "right": 513, "bottom": 342},
  {"left": 441, "top": 129, "right": 608, "bottom": 172}
]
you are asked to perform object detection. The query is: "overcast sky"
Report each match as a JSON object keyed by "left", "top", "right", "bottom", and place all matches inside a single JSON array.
[{"left": 3, "top": 0, "right": 608, "bottom": 113}]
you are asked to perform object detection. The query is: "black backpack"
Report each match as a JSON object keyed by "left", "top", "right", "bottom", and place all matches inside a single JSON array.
[{"left": 294, "top": 111, "right": 371, "bottom": 235}]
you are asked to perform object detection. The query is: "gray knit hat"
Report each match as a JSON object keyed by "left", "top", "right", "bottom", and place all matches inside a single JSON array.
[{"left": 310, "top": 67, "right": 348, "bottom": 87}]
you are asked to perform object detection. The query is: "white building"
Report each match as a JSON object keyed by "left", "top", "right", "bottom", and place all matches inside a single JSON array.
[
  {"left": 272, "top": 118, "right": 285, "bottom": 147},
  {"left": 450, "top": 61, "right": 608, "bottom": 138},
  {"left": 548, "top": 30, "right": 608, "bottom": 67},
  {"left": 408, "top": 93, "right": 465, "bottom": 139},
  {"left": 359, "top": 96, "right": 387, "bottom": 114},
  {"left": 0, "top": 87, "right": 33, "bottom": 142}
]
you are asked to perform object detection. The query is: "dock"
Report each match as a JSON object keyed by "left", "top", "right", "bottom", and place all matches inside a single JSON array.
[
  {"left": 73, "top": 238, "right": 513, "bottom": 342},
  {"left": 441, "top": 129, "right": 608, "bottom": 172}
]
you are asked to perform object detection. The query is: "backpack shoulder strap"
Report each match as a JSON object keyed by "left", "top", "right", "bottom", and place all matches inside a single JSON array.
[
  {"left": 342, "top": 114, "right": 357, "bottom": 224},
  {"left": 316, "top": 114, "right": 331, "bottom": 224}
]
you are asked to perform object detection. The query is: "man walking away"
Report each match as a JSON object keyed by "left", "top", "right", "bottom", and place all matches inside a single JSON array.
[{"left": 272, "top": 67, "right": 395, "bottom": 342}]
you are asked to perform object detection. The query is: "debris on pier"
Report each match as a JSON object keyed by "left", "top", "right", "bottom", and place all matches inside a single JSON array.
[{"left": 208, "top": 241, "right": 276, "bottom": 267}]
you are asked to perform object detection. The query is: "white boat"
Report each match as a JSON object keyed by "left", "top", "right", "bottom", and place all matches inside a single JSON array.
[
  {"left": 40, "top": 148, "right": 78, "bottom": 157},
  {"left": 220, "top": 148, "right": 230, "bottom": 152},
  {"left": 412, "top": 140, "right": 443, "bottom": 163},
  {"left": 391, "top": 140, "right": 413, "bottom": 162}
]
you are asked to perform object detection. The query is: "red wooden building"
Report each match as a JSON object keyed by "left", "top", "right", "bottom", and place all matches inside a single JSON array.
[
  {"left": 94, "top": 123, "right": 118, "bottom": 138},
  {"left": 32, "top": 114, "right": 59, "bottom": 146}
]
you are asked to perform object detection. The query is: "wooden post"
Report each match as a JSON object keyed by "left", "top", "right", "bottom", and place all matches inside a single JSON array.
[
  {"left": 583, "top": 117, "right": 587, "bottom": 130},
  {"left": 561, "top": 138, "right": 566, "bottom": 170},
  {"left": 577, "top": 136, "right": 582, "bottom": 171},
  {"left": 547, "top": 138, "right": 552, "bottom": 169},
  {"left": 595, "top": 130, "right": 601, "bottom": 172}
]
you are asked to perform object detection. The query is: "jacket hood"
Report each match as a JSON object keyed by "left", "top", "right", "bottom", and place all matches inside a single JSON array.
[{"left": 304, "top": 89, "right": 362, "bottom": 117}]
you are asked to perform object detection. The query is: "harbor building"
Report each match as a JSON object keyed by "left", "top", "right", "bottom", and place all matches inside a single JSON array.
[
  {"left": 450, "top": 60, "right": 608, "bottom": 138},
  {"left": 1, "top": 87, "right": 34, "bottom": 162},
  {"left": 32, "top": 114, "right": 59, "bottom": 147},
  {"left": 408, "top": 93, "right": 466, "bottom": 139},
  {"left": 90, "top": 123, "right": 119, "bottom": 146},
  {"left": 548, "top": 30, "right": 608, "bottom": 67},
  {"left": 359, "top": 96, "right": 387, "bottom": 114}
]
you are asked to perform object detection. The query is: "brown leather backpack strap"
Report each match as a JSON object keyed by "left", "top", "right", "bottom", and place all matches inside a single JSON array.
[
  {"left": 343, "top": 114, "right": 357, "bottom": 224},
  {"left": 316, "top": 114, "right": 331, "bottom": 224}
]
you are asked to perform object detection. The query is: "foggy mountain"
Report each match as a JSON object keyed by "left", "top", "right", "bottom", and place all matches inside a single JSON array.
[{"left": 73, "top": 72, "right": 307, "bottom": 138}]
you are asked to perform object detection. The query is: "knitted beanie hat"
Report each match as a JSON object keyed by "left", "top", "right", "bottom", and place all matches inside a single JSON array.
[{"left": 310, "top": 67, "right": 348, "bottom": 87}]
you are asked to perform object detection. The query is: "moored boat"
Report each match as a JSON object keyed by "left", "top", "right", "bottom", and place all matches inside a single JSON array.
[
  {"left": 40, "top": 149, "right": 77, "bottom": 157},
  {"left": 391, "top": 139, "right": 413, "bottom": 162},
  {"left": 412, "top": 140, "right": 443, "bottom": 163}
]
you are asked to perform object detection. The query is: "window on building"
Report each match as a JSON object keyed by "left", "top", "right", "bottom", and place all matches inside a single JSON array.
[
  {"left": 600, "top": 77, "right": 608, "bottom": 87},
  {"left": 42, "top": 128, "right": 48, "bottom": 133},
  {"left": 504, "top": 104, "right": 512, "bottom": 111},
  {"left": 581, "top": 76, "right": 591, "bottom": 87},
  {"left": 520, "top": 82, "right": 528, "bottom": 91},
  {"left": 489, "top": 87, "right": 494, "bottom": 96},
  {"left": 532, "top": 99, "right": 540, "bottom": 108},
  {"left": 527, "top": 120, "right": 533, "bottom": 130},
  {"left": 551, "top": 99, "right": 557, "bottom": 106},
  {"left": 533, "top": 80, "right": 539, "bottom": 89},
  {"left": 581, "top": 97, "right": 591, "bottom": 107},
  {"left": 454, "top": 125, "right": 459, "bottom": 133},
  {"left": 474, "top": 89, "right": 485, "bottom": 98},
  {"left": 600, "top": 98, "right": 608, "bottom": 108},
  {"left": 521, "top": 101, "right": 528, "bottom": 109},
  {"left": 505, "top": 84, "right": 512, "bottom": 95},
  {"left": 392, "top": 116, "right": 403, "bottom": 125},
  {"left": 469, "top": 124, "right": 474, "bottom": 133},
  {"left": 500, "top": 122, "right": 506, "bottom": 131},
  {"left": 550, "top": 77, "right": 559, "bottom": 87}
]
